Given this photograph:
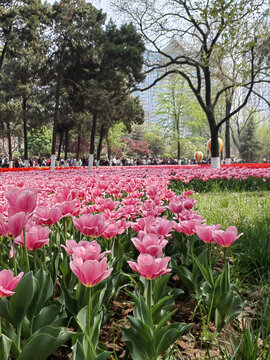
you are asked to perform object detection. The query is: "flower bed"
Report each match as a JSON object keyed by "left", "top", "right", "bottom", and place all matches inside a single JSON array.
[{"left": 0, "top": 167, "right": 266, "bottom": 359}]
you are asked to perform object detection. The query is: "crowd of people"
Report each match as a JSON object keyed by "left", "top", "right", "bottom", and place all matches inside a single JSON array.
[
  {"left": 1, "top": 155, "right": 203, "bottom": 168},
  {"left": 1, "top": 155, "right": 268, "bottom": 168}
]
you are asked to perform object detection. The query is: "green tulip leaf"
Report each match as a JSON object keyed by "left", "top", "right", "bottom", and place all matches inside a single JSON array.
[
  {"left": 122, "top": 321, "right": 154, "bottom": 360},
  {"left": 10, "top": 271, "right": 38, "bottom": 327},
  {"left": 152, "top": 295, "right": 174, "bottom": 322},
  {"left": 0, "top": 334, "right": 12, "bottom": 360},
  {"left": 17, "top": 326, "right": 73, "bottom": 360},
  {"left": 155, "top": 323, "right": 191, "bottom": 357},
  {"left": 33, "top": 304, "right": 67, "bottom": 333},
  {"left": 95, "top": 352, "right": 112, "bottom": 360},
  {"left": 173, "top": 266, "right": 195, "bottom": 291},
  {"left": 153, "top": 274, "right": 171, "bottom": 301},
  {"left": 71, "top": 340, "right": 85, "bottom": 360}
]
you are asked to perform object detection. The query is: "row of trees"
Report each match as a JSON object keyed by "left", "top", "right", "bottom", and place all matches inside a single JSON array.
[
  {"left": 114, "top": 0, "right": 270, "bottom": 167},
  {"left": 0, "top": 0, "right": 145, "bottom": 168},
  {"left": 153, "top": 73, "right": 270, "bottom": 163}
]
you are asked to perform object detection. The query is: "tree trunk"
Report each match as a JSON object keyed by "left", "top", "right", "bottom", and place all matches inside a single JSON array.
[
  {"left": 208, "top": 113, "right": 220, "bottom": 167},
  {"left": 106, "top": 132, "right": 111, "bottom": 161},
  {"left": 22, "top": 96, "right": 28, "bottom": 162},
  {"left": 88, "top": 112, "right": 97, "bottom": 170},
  {"left": 0, "top": 41, "right": 8, "bottom": 72},
  {"left": 6, "top": 121, "right": 12, "bottom": 167},
  {"left": 57, "top": 128, "right": 64, "bottom": 161},
  {"left": 64, "top": 127, "right": 69, "bottom": 161},
  {"left": 225, "top": 95, "right": 233, "bottom": 164},
  {"left": 76, "top": 132, "right": 81, "bottom": 161},
  {"left": 176, "top": 122, "right": 181, "bottom": 162},
  {"left": 97, "top": 125, "right": 105, "bottom": 162},
  {"left": 51, "top": 45, "right": 65, "bottom": 170}
]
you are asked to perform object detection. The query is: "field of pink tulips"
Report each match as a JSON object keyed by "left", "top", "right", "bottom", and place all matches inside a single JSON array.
[{"left": 0, "top": 166, "right": 269, "bottom": 359}]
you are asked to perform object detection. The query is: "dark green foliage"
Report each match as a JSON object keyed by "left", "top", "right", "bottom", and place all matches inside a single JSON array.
[{"left": 239, "top": 116, "right": 262, "bottom": 162}]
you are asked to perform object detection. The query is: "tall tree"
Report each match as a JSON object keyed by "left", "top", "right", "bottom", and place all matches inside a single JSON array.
[
  {"left": 114, "top": 0, "right": 269, "bottom": 167},
  {"left": 0, "top": 0, "right": 49, "bottom": 165},
  {"left": 155, "top": 75, "right": 207, "bottom": 162},
  {"left": 239, "top": 115, "right": 262, "bottom": 162},
  {"left": 65, "top": 19, "right": 145, "bottom": 169}
]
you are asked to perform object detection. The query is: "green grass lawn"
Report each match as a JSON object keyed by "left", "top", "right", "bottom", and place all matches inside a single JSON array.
[
  {"left": 193, "top": 190, "right": 270, "bottom": 231},
  {"left": 193, "top": 190, "right": 270, "bottom": 278},
  {"left": 193, "top": 191, "right": 270, "bottom": 359}
]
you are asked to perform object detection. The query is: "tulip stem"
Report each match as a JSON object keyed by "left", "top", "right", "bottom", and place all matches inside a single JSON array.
[
  {"left": 0, "top": 313, "right": 2, "bottom": 336},
  {"left": 63, "top": 217, "right": 67, "bottom": 242},
  {"left": 189, "top": 236, "right": 194, "bottom": 266},
  {"left": 87, "top": 287, "right": 97, "bottom": 357},
  {"left": 33, "top": 251, "right": 37, "bottom": 273},
  {"left": 207, "top": 244, "right": 212, "bottom": 270},
  {"left": 147, "top": 279, "right": 153, "bottom": 328},
  {"left": 23, "top": 228, "right": 30, "bottom": 272},
  {"left": 17, "top": 322, "right": 22, "bottom": 351},
  {"left": 223, "top": 248, "right": 227, "bottom": 266},
  {"left": 13, "top": 241, "right": 17, "bottom": 276}
]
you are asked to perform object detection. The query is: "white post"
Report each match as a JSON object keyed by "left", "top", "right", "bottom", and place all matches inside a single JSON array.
[
  {"left": 64, "top": 160, "right": 68, "bottom": 167},
  {"left": 88, "top": 154, "right": 94, "bottom": 171},
  {"left": 9, "top": 161, "right": 13, "bottom": 168},
  {"left": 225, "top": 158, "right": 231, "bottom": 165},
  {"left": 96, "top": 160, "right": 100, "bottom": 169},
  {"left": 50, "top": 154, "right": 56, "bottom": 170},
  {"left": 211, "top": 157, "right": 220, "bottom": 169},
  {"left": 56, "top": 161, "right": 60, "bottom": 167},
  {"left": 178, "top": 159, "right": 181, "bottom": 165},
  {"left": 24, "top": 160, "right": 30, "bottom": 167}
]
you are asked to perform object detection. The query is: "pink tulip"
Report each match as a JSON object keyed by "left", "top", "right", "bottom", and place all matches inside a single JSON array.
[
  {"left": 173, "top": 219, "right": 202, "bottom": 236},
  {"left": 195, "top": 224, "right": 221, "bottom": 244},
  {"left": 212, "top": 226, "right": 243, "bottom": 247},
  {"left": 4, "top": 188, "right": 21, "bottom": 207},
  {"left": 146, "top": 217, "right": 174, "bottom": 238},
  {"left": 34, "top": 206, "right": 62, "bottom": 226},
  {"left": 131, "top": 233, "right": 168, "bottom": 257},
  {"left": 73, "top": 214, "right": 106, "bottom": 237},
  {"left": 61, "top": 200, "right": 80, "bottom": 217},
  {"left": 0, "top": 212, "right": 26, "bottom": 238},
  {"left": 183, "top": 198, "right": 197, "bottom": 210},
  {"left": 169, "top": 200, "right": 184, "bottom": 214},
  {"left": 0, "top": 270, "right": 24, "bottom": 297},
  {"left": 102, "top": 219, "right": 127, "bottom": 239},
  {"left": 184, "top": 190, "right": 194, "bottom": 196},
  {"left": 70, "top": 257, "right": 113, "bottom": 287},
  {"left": 5, "top": 188, "right": 37, "bottom": 215},
  {"left": 15, "top": 225, "right": 50, "bottom": 250},
  {"left": 127, "top": 254, "right": 171, "bottom": 280},
  {"left": 62, "top": 240, "right": 110, "bottom": 261}
]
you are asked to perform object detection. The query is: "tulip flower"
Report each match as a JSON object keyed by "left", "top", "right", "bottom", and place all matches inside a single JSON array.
[
  {"left": 212, "top": 226, "right": 243, "bottom": 247},
  {"left": 70, "top": 257, "right": 112, "bottom": 287},
  {"left": 5, "top": 188, "right": 37, "bottom": 215},
  {"left": 62, "top": 240, "right": 110, "bottom": 261},
  {"left": 73, "top": 214, "right": 106, "bottom": 237},
  {"left": 173, "top": 219, "right": 202, "bottom": 236},
  {"left": 195, "top": 224, "right": 221, "bottom": 244},
  {"left": 131, "top": 234, "right": 168, "bottom": 257},
  {"left": 0, "top": 270, "right": 23, "bottom": 297},
  {"left": 34, "top": 206, "right": 62, "bottom": 226},
  {"left": 127, "top": 254, "right": 171, "bottom": 280},
  {"left": 0, "top": 212, "right": 26, "bottom": 238},
  {"left": 102, "top": 219, "right": 127, "bottom": 239},
  {"left": 15, "top": 225, "right": 50, "bottom": 250}
]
